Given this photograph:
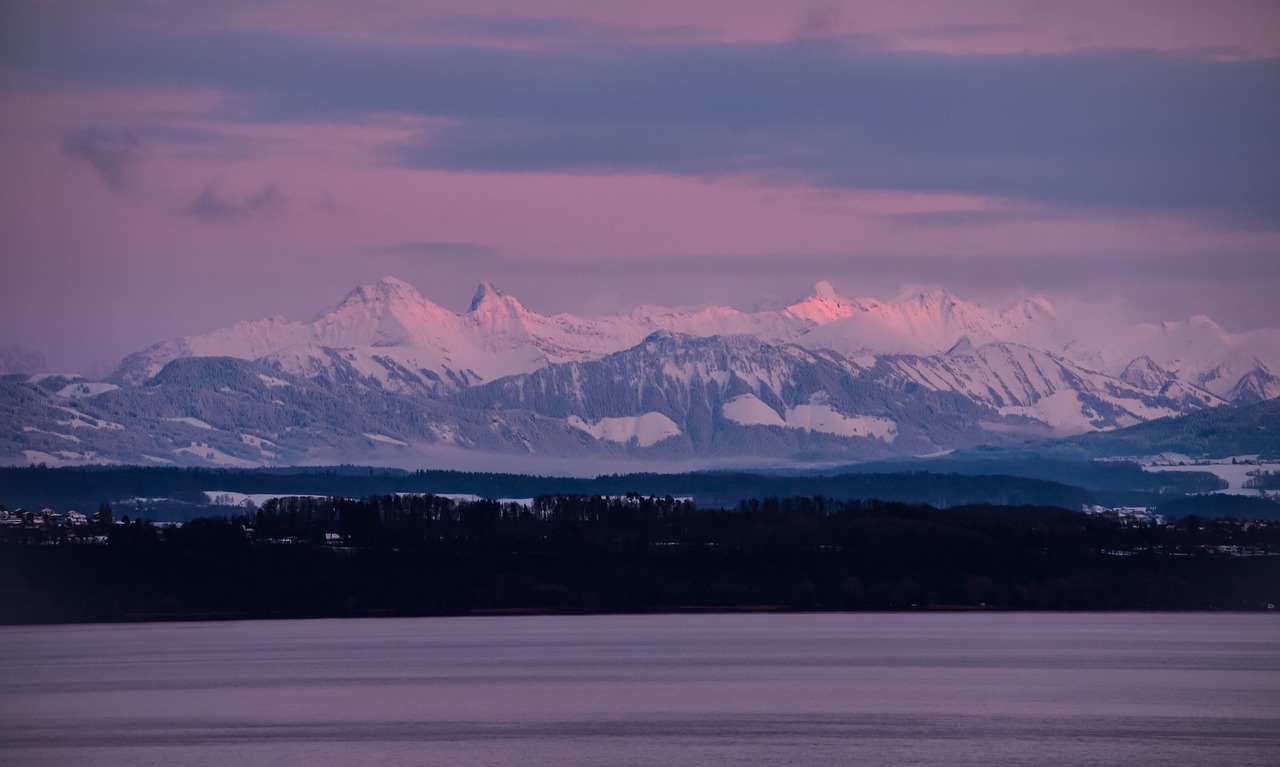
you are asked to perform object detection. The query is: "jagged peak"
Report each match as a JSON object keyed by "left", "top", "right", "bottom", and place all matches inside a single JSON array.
[
  {"left": 1228, "top": 366, "right": 1280, "bottom": 404},
  {"left": 340, "top": 276, "right": 424, "bottom": 306},
  {"left": 785, "top": 280, "right": 845, "bottom": 307},
  {"left": 1122, "top": 354, "right": 1160, "bottom": 371},
  {"left": 1123, "top": 354, "right": 1158, "bottom": 369},
  {"left": 469, "top": 281, "right": 502, "bottom": 311},
  {"left": 783, "top": 280, "right": 858, "bottom": 323},
  {"left": 1119, "top": 355, "right": 1175, "bottom": 391},
  {"left": 468, "top": 280, "right": 525, "bottom": 314},
  {"left": 946, "top": 335, "right": 975, "bottom": 355}
]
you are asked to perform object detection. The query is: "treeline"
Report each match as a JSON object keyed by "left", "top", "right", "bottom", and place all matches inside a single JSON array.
[
  {"left": 841, "top": 456, "right": 1229, "bottom": 506},
  {"left": 0, "top": 461, "right": 1204, "bottom": 514},
  {"left": 1155, "top": 494, "right": 1280, "bottom": 521},
  {"left": 3, "top": 496, "right": 1277, "bottom": 624},
  {"left": 1245, "top": 470, "right": 1280, "bottom": 491},
  {"left": 252, "top": 492, "right": 697, "bottom": 546}
]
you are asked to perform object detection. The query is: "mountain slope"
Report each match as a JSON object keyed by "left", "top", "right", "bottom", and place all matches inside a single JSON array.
[
  {"left": 3, "top": 334, "right": 1028, "bottom": 468},
  {"left": 450, "top": 332, "right": 1039, "bottom": 461},
  {"left": 871, "top": 340, "right": 1222, "bottom": 434},
  {"left": 1000, "top": 398, "right": 1280, "bottom": 460}
]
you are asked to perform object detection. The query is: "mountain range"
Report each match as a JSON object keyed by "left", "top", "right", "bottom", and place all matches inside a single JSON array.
[{"left": 4, "top": 277, "right": 1278, "bottom": 470}]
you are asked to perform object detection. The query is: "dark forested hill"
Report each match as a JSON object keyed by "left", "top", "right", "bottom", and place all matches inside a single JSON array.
[{"left": 1015, "top": 399, "right": 1280, "bottom": 460}]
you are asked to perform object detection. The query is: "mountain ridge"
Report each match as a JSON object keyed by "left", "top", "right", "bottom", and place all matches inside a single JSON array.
[
  {"left": 6, "top": 277, "right": 1277, "bottom": 470},
  {"left": 109, "top": 276, "right": 1279, "bottom": 399}
]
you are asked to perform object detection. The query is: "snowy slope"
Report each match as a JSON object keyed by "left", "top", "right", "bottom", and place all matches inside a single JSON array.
[
  {"left": 449, "top": 332, "right": 1027, "bottom": 460},
  {"left": 787, "top": 286, "right": 1068, "bottom": 359},
  {"left": 875, "top": 340, "right": 1222, "bottom": 435}
]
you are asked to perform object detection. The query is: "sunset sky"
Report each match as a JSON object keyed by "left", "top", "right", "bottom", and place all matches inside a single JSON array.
[{"left": 2, "top": 0, "right": 1278, "bottom": 373}]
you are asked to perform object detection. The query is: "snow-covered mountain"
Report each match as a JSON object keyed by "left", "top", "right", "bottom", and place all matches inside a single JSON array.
[
  {"left": 115, "top": 278, "right": 1050, "bottom": 389},
  {"left": 788, "top": 285, "right": 1070, "bottom": 359},
  {"left": 450, "top": 331, "right": 1020, "bottom": 460},
  {"left": 873, "top": 340, "right": 1222, "bottom": 434},
  {"left": 0, "top": 334, "right": 1022, "bottom": 468},
  {"left": 1067, "top": 315, "right": 1280, "bottom": 401},
  {"left": 113, "top": 276, "right": 1277, "bottom": 403},
  {"left": 114, "top": 278, "right": 543, "bottom": 393},
  {"left": 112, "top": 277, "right": 818, "bottom": 394},
  {"left": 5, "top": 276, "right": 1275, "bottom": 469}
]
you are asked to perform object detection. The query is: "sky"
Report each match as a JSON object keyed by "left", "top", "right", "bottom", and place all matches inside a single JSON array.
[{"left": 1, "top": 0, "right": 1278, "bottom": 374}]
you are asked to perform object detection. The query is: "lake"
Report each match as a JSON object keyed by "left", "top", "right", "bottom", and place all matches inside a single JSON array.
[{"left": 2, "top": 613, "right": 1277, "bottom": 765}]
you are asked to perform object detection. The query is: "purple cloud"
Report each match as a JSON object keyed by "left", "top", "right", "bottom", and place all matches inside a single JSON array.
[
  {"left": 187, "top": 183, "right": 287, "bottom": 224},
  {"left": 62, "top": 126, "right": 142, "bottom": 189}
]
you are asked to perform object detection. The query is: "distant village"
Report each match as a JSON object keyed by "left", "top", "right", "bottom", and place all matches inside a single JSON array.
[{"left": 0, "top": 505, "right": 115, "bottom": 545}]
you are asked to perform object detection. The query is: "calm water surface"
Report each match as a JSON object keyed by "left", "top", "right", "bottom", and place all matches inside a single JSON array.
[{"left": 2, "top": 613, "right": 1277, "bottom": 766}]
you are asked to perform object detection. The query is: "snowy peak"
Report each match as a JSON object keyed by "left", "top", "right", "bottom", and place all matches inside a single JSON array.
[
  {"left": 336, "top": 276, "right": 425, "bottom": 309},
  {"left": 1017, "top": 294, "right": 1055, "bottom": 318},
  {"left": 1227, "top": 364, "right": 1280, "bottom": 405},
  {"left": 469, "top": 281, "right": 509, "bottom": 313},
  {"left": 314, "top": 276, "right": 458, "bottom": 349},
  {"left": 999, "top": 295, "right": 1057, "bottom": 329},
  {"left": 1112, "top": 356, "right": 1224, "bottom": 410},
  {"left": 467, "top": 281, "right": 534, "bottom": 331},
  {"left": 889, "top": 286, "right": 976, "bottom": 328},
  {"left": 792, "top": 284, "right": 1016, "bottom": 357},
  {"left": 1120, "top": 356, "right": 1173, "bottom": 391},
  {"left": 462, "top": 281, "right": 544, "bottom": 364},
  {"left": 782, "top": 281, "right": 861, "bottom": 324}
]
